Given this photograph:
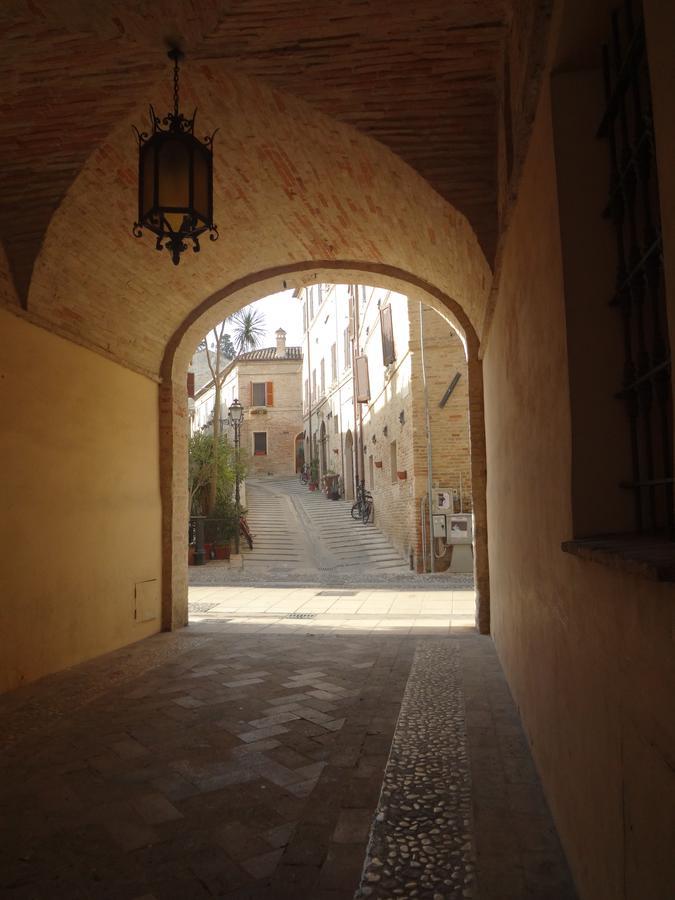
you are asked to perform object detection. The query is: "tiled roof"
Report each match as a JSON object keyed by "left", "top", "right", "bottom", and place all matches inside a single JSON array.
[{"left": 235, "top": 346, "right": 303, "bottom": 361}]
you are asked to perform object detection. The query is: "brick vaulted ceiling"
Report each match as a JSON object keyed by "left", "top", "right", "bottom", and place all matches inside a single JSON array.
[{"left": 2, "top": 0, "right": 508, "bottom": 303}]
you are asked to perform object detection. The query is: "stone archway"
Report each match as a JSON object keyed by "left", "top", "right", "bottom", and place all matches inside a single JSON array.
[
  {"left": 344, "top": 430, "right": 355, "bottom": 501},
  {"left": 161, "top": 261, "right": 490, "bottom": 636},
  {"left": 22, "top": 71, "right": 493, "bottom": 639}
]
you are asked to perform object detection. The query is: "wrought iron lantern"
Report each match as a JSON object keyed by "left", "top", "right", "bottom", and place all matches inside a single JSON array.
[
  {"left": 228, "top": 398, "right": 244, "bottom": 425},
  {"left": 133, "top": 48, "right": 218, "bottom": 265}
]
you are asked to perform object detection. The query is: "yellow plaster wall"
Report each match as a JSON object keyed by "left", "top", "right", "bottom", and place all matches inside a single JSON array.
[
  {"left": 0, "top": 309, "right": 162, "bottom": 694},
  {"left": 483, "top": 83, "right": 675, "bottom": 900}
]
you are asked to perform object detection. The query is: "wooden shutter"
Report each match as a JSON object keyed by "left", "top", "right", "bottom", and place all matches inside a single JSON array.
[
  {"left": 380, "top": 304, "right": 395, "bottom": 365},
  {"left": 266, "top": 382, "right": 274, "bottom": 407},
  {"left": 355, "top": 355, "right": 371, "bottom": 403},
  {"left": 186, "top": 372, "right": 195, "bottom": 399},
  {"left": 249, "top": 381, "right": 253, "bottom": 405}
]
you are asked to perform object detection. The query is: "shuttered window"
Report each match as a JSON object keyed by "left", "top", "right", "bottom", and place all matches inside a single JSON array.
[
  {"left": 251, "top": 381, "right": 270, "bottom": 406},
  {"left": 355, "top": 355, "right": 371, "bottom": 403},
  {"left": 253, "top": 432, "right": 267, "bottom": 455},
  {"left": 380, "top": 304, "right": 395, "bottom": 365}
]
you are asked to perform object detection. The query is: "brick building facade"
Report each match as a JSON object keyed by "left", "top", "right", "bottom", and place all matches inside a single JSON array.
[
  {"left": 192, "top": 329, "right": 303, "bottom": 477},
  {"left": 301, "top": 284, "right": 471, "bottom": 569}
]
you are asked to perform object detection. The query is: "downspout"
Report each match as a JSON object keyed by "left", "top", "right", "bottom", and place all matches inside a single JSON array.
[
  {"left": 306, "top": 291, "right": 313, "bottom": 467},
  {"left": 357, "top": 286, "right": 366, "bottom": 489},
  {"left": 419, "top": 302, "right": 435, "bottom": 572},
  {"left": 351, "top": 285, "right": 361, "bottom": 487}
]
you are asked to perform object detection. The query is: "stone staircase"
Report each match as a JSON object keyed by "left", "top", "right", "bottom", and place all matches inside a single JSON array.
[{"left": 244, "top": 476, "right": 410, "bottom": 575}]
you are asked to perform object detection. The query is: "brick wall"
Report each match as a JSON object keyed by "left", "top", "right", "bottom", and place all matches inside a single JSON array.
[
  {"left": 301, "top": 285, "right": 472, "bottom": 568},
  {"left": 232, "top": 358, "right": 303, "bottom": 477}
]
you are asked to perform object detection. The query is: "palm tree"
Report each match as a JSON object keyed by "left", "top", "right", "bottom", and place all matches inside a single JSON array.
[{"left": 230, "top": 307, "right": 267, "bottom": 355}]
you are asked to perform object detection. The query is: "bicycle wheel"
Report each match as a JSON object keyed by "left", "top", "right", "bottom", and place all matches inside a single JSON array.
[
  {"left": 351, "top": 502, "right": 361, "bottom": 520},
  {"left": 362, "top": 501, "right": 372, "bottom": 524}
]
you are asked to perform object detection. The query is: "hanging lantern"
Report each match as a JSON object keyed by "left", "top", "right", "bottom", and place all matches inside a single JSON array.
[{"left": 133, "top": 48, "right": 218, "bottom": 265}]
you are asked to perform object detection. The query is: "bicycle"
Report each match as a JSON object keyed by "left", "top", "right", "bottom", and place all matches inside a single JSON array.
[
  {"left": 351, "top": 482, "right": 374, "bottom": 524},
  {"left": 299, "top": 463, "right": 309, "bottom": 484}
]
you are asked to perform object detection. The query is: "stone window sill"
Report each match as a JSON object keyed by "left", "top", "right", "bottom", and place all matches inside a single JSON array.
[{"left": 562, "top": 534, "right": 675, "bottom": 582}]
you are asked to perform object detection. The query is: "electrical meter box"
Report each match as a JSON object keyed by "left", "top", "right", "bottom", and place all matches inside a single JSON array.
[
  {"left": 448, "top": 513, "right": 473, "bottom": 544},
  {"left": 433, "top": 490, "right": 452, "bottom": 512},
  {"left": 432, "top": 514, "right": 447, "bottom": 538}
]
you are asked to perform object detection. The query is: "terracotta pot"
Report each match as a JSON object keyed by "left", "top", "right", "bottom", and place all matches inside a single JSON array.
[
  {"left": 188, "top": 546, "right": 196, "bottom": 566},
  {"left": 308, "top": 483, "right": 317, "bottom": 491},
  {"left": 374, "top": 461, "right": 383, "bottom": 468},
  {"left": 397, "top": 470, "right": 407, "bottom": 480},
  {"left": 215, "top": 545, "right": 230, "bottom": 560}
]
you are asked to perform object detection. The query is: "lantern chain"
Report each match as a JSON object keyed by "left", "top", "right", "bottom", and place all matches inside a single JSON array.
[{"left": 173, "top": 52, "right": 180, "bottom": 119}]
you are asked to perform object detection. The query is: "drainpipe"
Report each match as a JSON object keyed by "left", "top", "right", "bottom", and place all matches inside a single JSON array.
[
  {"left": 351, "top": 285, "right": 361, "bottom": 488},
  {"left": 306, "top": 292, "right": 313, "bottom": 469},
  {"left": 419, "top": 302, "right": 435, "bottom": 572},
  {"left": 356, "top": 286, "right": 366, "bottom": 490}
]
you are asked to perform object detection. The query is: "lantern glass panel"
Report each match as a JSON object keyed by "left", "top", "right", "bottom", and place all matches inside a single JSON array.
[
  {"left": 158, "top": 137, "right": 190, "bottom": 212},
  {"left": 141, "top": 142, "right": 155, "bottom": 220},
  {"left": 193, "top": 146, "right": 210, "bottom": 224}
]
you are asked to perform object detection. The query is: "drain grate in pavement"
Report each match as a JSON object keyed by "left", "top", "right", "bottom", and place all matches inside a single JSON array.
[
  {"left": 316, "top": 590, "right": 359, "bottom": 597},
  {"left": 285, "top": 612, "right": 317, "bottom": 619},
  {"left": 189, "top": 602, "right": 220, "bottom": 613}
]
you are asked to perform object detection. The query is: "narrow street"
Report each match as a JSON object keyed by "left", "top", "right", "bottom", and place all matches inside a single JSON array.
[{"left": 191, "top": 476, "right": 467, "bottom": 589}]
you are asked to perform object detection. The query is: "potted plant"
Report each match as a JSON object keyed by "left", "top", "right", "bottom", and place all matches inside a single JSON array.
[
  {"left": 308, "top": 456, "right": 320, "bottom": 490},
  {"left": 211, "top": 504, "right": 237, "bottom": 559}
]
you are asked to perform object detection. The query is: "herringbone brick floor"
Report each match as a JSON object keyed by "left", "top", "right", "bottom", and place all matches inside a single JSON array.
[{"left": 0, "top": 616, "right": 575, "bottom": 899}]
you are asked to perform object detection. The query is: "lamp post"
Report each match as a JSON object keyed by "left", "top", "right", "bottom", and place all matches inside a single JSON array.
[{"left": 228, "top": 398, "right": 244, "bottom": 554}]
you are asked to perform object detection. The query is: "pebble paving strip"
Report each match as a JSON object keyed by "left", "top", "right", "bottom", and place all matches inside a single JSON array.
[{"left": 356, "top": 640, "right": 476, "bottom": 899}]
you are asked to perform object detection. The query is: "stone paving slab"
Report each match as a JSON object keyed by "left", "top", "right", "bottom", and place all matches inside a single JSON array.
[{"left": 0, "top": 606, "right": 577, "bottom": 900}]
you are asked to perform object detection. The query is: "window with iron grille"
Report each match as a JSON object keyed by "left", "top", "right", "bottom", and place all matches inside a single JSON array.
[{"left": 600, "top": 0, "right": 672, "bottom": 534}]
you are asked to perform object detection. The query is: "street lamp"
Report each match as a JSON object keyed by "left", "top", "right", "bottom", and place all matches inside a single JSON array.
[{"left": 228, "top": 398, "right": 244, "bottom": 553}]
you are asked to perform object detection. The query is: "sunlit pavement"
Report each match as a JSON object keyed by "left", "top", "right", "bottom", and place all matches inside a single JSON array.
[{"left": 188, "top": 584, "right": 476, "bottom": 634}]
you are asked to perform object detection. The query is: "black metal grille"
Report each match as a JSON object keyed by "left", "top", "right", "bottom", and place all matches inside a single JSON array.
[{"left": 599, "top": 0, "right": 673, "bottom": 535}]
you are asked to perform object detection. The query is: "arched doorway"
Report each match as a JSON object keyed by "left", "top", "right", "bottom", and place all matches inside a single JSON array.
[
  {"left": 344, "top": 430, "right": 355, "bottom": 501},
  {"left": 319, "top": 420, "right": 327, "bottom": 479},
  {"left": 294, "top": 432, "right": 305, "bottom": 473}
]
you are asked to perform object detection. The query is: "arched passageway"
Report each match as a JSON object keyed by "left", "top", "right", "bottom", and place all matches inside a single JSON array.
[
  {"left": 5, "top": 68, "right": 492, "bottom": 644},
  {"left": 294, "top": 432, "right": 305, "bottom": 474},
  {"left": 319, "top": 421, "right": 328, "bottom": 480},
  {"left": 162, "top": 261, "right": 489, "bottom": 634}
]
